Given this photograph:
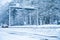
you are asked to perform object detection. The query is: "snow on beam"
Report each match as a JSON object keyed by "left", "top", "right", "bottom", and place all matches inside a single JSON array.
[
  {"left": 24, "top": 6, "right": 36, "bottom": 10},
  {"left": 9, "top": 6, "right": 36, "bottom": 10}
]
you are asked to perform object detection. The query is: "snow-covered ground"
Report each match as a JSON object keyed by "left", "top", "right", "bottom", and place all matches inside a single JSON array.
[{"left": 0, "top": 25, "right": 60, "bottom": 40}]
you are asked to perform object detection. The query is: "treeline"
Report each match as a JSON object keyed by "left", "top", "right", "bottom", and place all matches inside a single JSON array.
[{"left": 0, "top": 0, "right": 60, "bottom": 26}]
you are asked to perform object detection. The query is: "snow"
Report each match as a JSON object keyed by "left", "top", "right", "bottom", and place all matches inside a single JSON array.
[
  {"left": 9, "top": 25, "right": 60, "bottom": 28},
  {"left": 0, "top": 26, "right": 60, "bottom": 40},
  {"left": 0, "top": 28, "right": 38, "bottom": 40}
]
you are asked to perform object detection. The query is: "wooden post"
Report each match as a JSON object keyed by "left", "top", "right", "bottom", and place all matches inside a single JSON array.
[{"left": 37, "top": 8, "right": 38, "bottom": 25}]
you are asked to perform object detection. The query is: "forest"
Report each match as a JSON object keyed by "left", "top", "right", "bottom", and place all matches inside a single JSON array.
[{"left": 0, "top": 0, "right": 60, "bottom": 26}]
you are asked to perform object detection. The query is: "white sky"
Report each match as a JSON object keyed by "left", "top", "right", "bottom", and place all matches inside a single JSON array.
[{"left": 0, "top": 0, "right": 12, "bottom": 7}]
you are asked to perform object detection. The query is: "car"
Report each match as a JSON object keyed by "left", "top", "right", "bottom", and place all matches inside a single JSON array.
[{"left": 1, "top": 24, "right": 8, "bottom": 28}]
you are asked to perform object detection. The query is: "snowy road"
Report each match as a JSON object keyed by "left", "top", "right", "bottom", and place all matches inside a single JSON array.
[{"left": 0, "top": 28, "right": 60, "bottom": 40}]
